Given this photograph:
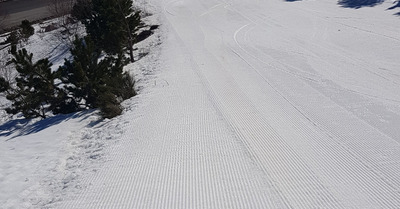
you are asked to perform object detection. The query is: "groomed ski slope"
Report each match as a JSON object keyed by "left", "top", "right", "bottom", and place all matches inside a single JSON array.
[{"left": 60, "top": 0, "right": 400, "bottom": 208}]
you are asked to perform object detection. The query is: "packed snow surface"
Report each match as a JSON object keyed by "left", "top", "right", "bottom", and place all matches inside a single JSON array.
[{"left": 2, "top": 0, "right": 400, "bottom": 208}]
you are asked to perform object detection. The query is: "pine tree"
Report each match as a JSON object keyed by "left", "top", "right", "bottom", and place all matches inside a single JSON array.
[
  {"left": 57, "top": 36, "right": 106, "bottom": 109},
  {"left": 116, "top": 0, "right": 143, "bottom": 62},
  {"left": 72, "top": 0, "right": 143, "bottom": 62},
  {"left": 0, "top": 77, "right": 10, "bottom": 93},
  {"left": 57, "top": 36, "right": 135, "bottom": 117},
  {"left": 5, "top": 49, "right": 58, "bottom": 119},
  {"left": 20, "top": 20, "right": 34, "bottom": 40}
]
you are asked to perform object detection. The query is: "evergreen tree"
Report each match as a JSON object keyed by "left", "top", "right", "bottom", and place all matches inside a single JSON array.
[
  {"left": 5, "top": 49, "right": 58, "bottom": 119},
  {"left": 0, "top": 77, "right": 10, "bottom": 93},
  {"left": 0, "top": 34, "right": 137, "bottom": 119},
  {"left": 58, "top": 36, "right": 106, "bottom": 109},
  {"left": 71, "top": 0, "right": 93, "bottom": 20},
  {"left": 57, "top": 36, "right": 135, "bottom": 117},
  {"left": 20, "top": 20, "right": 35, "bottom": 39},
  {"left": 72, "top": 0, "right": 143, "bottom": 62},
  {"left": 116, "top": 0, "right": 142, "bottom": 62}
]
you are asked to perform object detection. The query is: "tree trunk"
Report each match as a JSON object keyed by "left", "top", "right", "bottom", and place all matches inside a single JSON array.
[
  {"left": 128, "top": 34, "right": 134, "bottom": 63},
  {"left": 116, "top": 1, "right": 135, "bottom": 63}
]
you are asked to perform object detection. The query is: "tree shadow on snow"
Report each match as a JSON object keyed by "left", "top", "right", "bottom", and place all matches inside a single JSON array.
[
  {"left": 285, "top": 0, "right": 384, "bottom": 9},
  {"left": 338, "top": 0, "right": 384, "bottom": 9},
  {"left": 0, "top": 118, "right": 30, "bottom": 138},
  {"left": 286, "top": 0, "right": 400, "bottom": 16},
  {"left": 388, "top": 1, "right": 400, "bottom": 9},
  {"left": 387, "top": 1, "right": 400, "bottom": 16},
  {"left": 339, "top": 0, "right": 400, "bottom": 16},
  {"left": 0, "top": 110, "right": 94, "bottom": 140}
]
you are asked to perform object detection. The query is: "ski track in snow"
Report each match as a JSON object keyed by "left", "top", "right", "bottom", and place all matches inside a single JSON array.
[
  {"left": 63, "top": 0, "right": 400, "bottom": 208},
  {"left": 3, "top": 0, "right": 400, "bottom": 208}
]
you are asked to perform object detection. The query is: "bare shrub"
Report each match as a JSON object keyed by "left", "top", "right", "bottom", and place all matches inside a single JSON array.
[
  {"left": 48, "top": 0, "right": 76, "bottom": 17},
  {"left": 47, "top": 0, "right": 80, "bottom": 44},
  {"left": 0, "top": 49, "right": 17, "bottom": 95}
]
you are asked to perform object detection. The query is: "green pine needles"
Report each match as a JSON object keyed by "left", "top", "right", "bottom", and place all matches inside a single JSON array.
[
  {"left": 57, "top": 36, "right": 136, "bottom": 118},
  {"left": 72, "top": 0, "right": 144, "bottom": 62},
  {"left": 0, "top": 0, "right": 144, "bottom": 119},
  {"left": 4, "top": 49, "right": 58, "bottom": 119},
  {"left": 0, "top": 36, "right": 136, "bottom": 119}
]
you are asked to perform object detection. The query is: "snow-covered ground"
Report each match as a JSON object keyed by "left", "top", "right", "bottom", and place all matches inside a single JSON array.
[
  {"left": 0, "top": 7, "right": 162, "bottom": 208},
  {"left": 2, "top": 0, "right": 400, "bottom": 208}
]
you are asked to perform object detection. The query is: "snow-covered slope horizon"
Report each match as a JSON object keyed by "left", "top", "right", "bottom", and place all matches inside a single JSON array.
[{"left": 2, "top": 0, "right": 400, "bottom": 208}]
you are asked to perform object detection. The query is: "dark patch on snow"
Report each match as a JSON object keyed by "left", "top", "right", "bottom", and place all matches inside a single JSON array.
[
  {"left": 0, "top": 110, "right": 94, "bottom": 140},
  {"left": 338, "top": 0, "right": 384, "bottom": 9},
  {"left": 388, "top": 1, "right": 400, "bottom": 10},
  {"left": 136, "top": 24, "right": 159, "bottom": 43}
]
